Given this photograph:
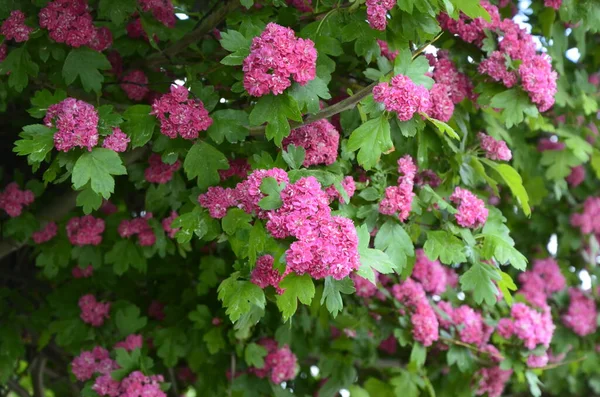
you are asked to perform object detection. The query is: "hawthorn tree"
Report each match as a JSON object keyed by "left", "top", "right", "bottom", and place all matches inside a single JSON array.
[{"left": 1, "top": 0, "right": 600, "bottom": 396}]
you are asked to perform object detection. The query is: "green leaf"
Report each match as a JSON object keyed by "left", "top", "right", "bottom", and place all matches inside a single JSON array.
[
  {"left": 540, "top": 149, "right": 581, "bottom": 180},
  {"left": 218, "top": 273, "right": 266, "bottom": 323},
  {"left": 275, "top": 273, "right": 316, "bottom": 321},
  {"left": 258, "top": 177, "right": 286, "bottom": 210},
  {"left": 203, "top": 327, "right": 225, "bottom": 354},
  {"left": 320, "top": 276, "right": 355, "bottom": 318},
  {"left": 425, "top": 115, "right": 460, "bottom": 140},
  {"left": 497, "top": 271, "right": 517, "bottom": 305},
  {"left": 423, "top": 230, "right": 467, "bottom": 265},
  {"left": 188, "top": 305, "right": 211, "bottom": 329},
  {"left": 410, "top": 343, "right": 426, "bottom": 368},
  {"left": 394, "top": 49, "right": 434, "bottom": 89},
  {"left": 113, "top": 348, "right": 141, "bottom": 380},
  {"left": 245, "top": 343, "right": 268, "bottom": 368},
  {"left": 290, "top": 77, "right": 332, "bottom": 114},
  {"left": 374, "top": 221, "right": 414, "bottom": 274},
  {"left": 482, "top": 235, "right": 527, "bottom": 271},
  {"left": 14, "top": 125, "right": 55, "bottom": 165},
  {"left": 62, "top": 48, "right": 111, "bottom": 93},
  {"left": 249, "top": 94, "right": 303, "bottom": 146},
  {"left": 591, "top": 150, "right": 600, "bottom": 178},
  {"left": 206, "top": 110, "right": 249, "bottom": 144},
  {"left": 105, "top": 240, "right": 147, "bottom": 275},
  {"left": 72, "top": 148, "right": 127, "bottom": 199},
  {"left": 0, "top": 47, "right": 39, "bottom": 92},
  {"left": 356, "top": 224, "right": 396, "bottom": 283},
  {"left": 28, "top": 89, "right": 67, "bottom": 118},
  {"left": 390, "top": 371, "right": 419, "bottom": 397},
  {"left": 490, "top": 89, "right": 539, "bottom": 128},
  {"left": 172, "top": 208, "right": 208, "bottom": 244},
  {"left": 222, "top": 208, "right": 253, "bottom": 235},
  {"left": 482, "top": 160, "right": 531, "bottom": 216},
  {"left": 447, "top": 345, "right": 473, "bottom": 372},
  {"left": 346, "top": 116, "right": 393, "bottom": 170},
  {"left": 450, "top": 0, "right": 491, "bottom": 20},
  {"left": 525, "top": 371, "right": 542, "bottom": 397},
  {"left": 155, "top": 328, "right": 188, "bottom": 367},
  {"left": 396, "top": 117, "right": 425, "bottom": 138},
  {"left": 98, "top": 0, "right": 136, "bottom": 24},
  {"left": 248, "top": 221, "right": 267, "bottom": 267},
  {"left": 220, "top": 29, "right": 251, "bottom": 65},
  {"left": 282, "top": 144, "right": 306, "bottom": 170},
  {"left": 115, "top": 305, "right": 148, "bottom": 337},
  {"left": 122, "top": 105, "right": 156, "bottom": 148},
  {"left": 183, "top": 141, "right": 229, "bottom": 189},
  {"left": 459, "top": 262, "right": 501, "bottom": 305},
  {"left": 76, "top": 187, "right": 103, "bottom": 214}
]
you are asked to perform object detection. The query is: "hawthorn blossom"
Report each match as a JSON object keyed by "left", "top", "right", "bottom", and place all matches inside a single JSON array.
[
  {"left": 251, "top": 339, "right": 298, "bottom": 383},
  {"left": 79, "top": 294, "right": 111, "bottom": 327},
  {"left": 325, "top": 176, "right": 356, "bottom": 204},
  {"left": 39, "top": 0, "right": 96, "bottom": 47},
  {"left": 144, "top": 154, "right": 181, "bottom": 184},
  {"left": 45, "top": 98, "right": 99, "bottom": 152},
  {"left": 476, "top": 367, "right": 512, "bottom": 397},
  {"left": 119, "top": 213, "right": 156, "bottom": 246},
  {"left": 32, "top": 222, "right": 58, "bottom": 244},
  {"left": 251, "top": 255, "right": 287, "bottom": 294},
  {"left": 73, "top": 265, "right": 94, "bottom": 279},
  {"left": 0, "top": 182, "right": 34, "bottom": 217},
  {"left": 566, "top": 165, "right": 585, "bottom": 187},
  {"left": 88, "top": 26, "right": 113, "bottom": 52},
  {"left": 373, "top": 74, "right": 430, "bottom": 121},
  {"left": 450, "top": 187, "right": 488, "bottom": 229},
  {"left": 161, "top": 211, "right": 180, "bottom": 238},
  {"left": 366, "top": 0, "right": 395, "bottom": 31},
  {"left": 67, "top": 216, "right": 105, "bottom": 246},
  {"left": 562, "top": 288, "right": 597, "bottom": 336},
  {"left": 478, "top": 132, "right": 512, "bottom": 161},
  {"left": 121, "top": 70, "right": 150, "bottom": 101},
  {"left": 282, "top": 119, "right": 340, "bottom": 167},
  {"left": 198, "top": 187, "right": 238, "bottom": 219},
  {"left": 139, "top": 0, "right": 176, "bottom": 27},
  {"left": 571, "top": 196, "right": 600, "bottom": 235},
  {"left": 102, "top": 127, "right": 130, "bottom": 152},
  {"left": 1, "top": 10, "right": 34, "bottom": 42}
]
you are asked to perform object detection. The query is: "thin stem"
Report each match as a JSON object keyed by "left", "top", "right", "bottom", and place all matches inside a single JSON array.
[
  {"left": 7, "top": 380, "right": 30, "bottom": 397},
  {"left": 537, "top": 355, "right": 586, "bottom": 371}
]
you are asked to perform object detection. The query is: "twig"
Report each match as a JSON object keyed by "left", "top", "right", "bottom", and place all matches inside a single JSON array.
[
  {"left": 31, "top": 356, "right": 46, "bottom": 397},
  {"left": 7, "top": 380, "right": 30, "bottom": 397},
  {"left": 167, "top": 368, "right": 179, "bottom": 397},
  {"left": 229, "top": 353, "right": 236, "bottom": 397},
  {"left": 440, "top": 337, "right": 504, "bottom": 360},
  {"left": 248, "top": 33, "right": 443, "bottom": 135},
  {"left": 538, "top": 355, "right": 587, "bottom": 370}
]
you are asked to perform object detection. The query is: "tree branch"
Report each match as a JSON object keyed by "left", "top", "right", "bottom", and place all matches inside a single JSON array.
[
  {"left": 167, "top": 367, "right": 179, "bottom": 397},
  {"left": 146, "top": 0, "right": 240, "bottom": 67},
  {"left": 0, "top": 147, "right": 148, "bottom": 261},
  {"left": 31, "top": 356, "right": 46, "bottom": 397},
  {"left": 7, "top": 380, "right": 30, "bottom": 397}
]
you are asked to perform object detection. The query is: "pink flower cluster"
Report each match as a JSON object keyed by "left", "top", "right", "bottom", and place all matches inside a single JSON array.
[
  {"left": 415, "top": 170, "right": 441, "bottom": 188},
  {"left": 231, "top": 168, "right": 290, "bottom": 217},
  {"left": 243, "top": 23, "right": 317, "bottom": 97},
  {"left": 251, "top": 255, "right": 287, "bottom": 294},
  {"left": 79, "top": 294, "right": 111, "bottom": 327},
  {"left": 121, "top": 70, "right": 149, "bottom": 101},
  {"left": 377, "top": 40, "right": 398, "bottom": 61},
  {"left": 476, "top": 367, "right": 512, "bottom": 397},
  {"left": 88, "top": 26, "right": 113, "bottom": 52},
  {"left": 571, "top": 196, "right": 600, "bottom": 235},
  {"left": 562, "top": 288, "right": 597, "bottom": 336},
  {"left": 282, "top": 119, "right": 340, "bottom": 167},
  {"left": 45, "top": 98, "right": 99, "bottom": 152},
  {"left": 545, "top": 0, "right": 562, "bottom": 10},
  {"left": 119, "top": 213, "right": 156, "bottom": 246},
  {"left": 373, "top": 75, "right": 430, "bottom": 121},
  {"left": 251, "top": 338, "right": 298, "bottom": 384},
  {"left": 73, "top": 265, "right": 94, "bottom": 278},
  {"left": 198, "top": 186, "right": 238, "bottom": 219},
  {"left": 145, "top": 154, "right": 181, "bottom": 184},
  {"left": 392, "top": 279, "right": 439, "bottom": 346},
  {"left": 114, "top": 334, "right": 143, "bottom": 352},
  {"left": 148, "top": 300, "right": 165, "bottom": 321},
  {"left": 537, "top": 137, "right": 565, "bottom": 152},
  {"left": 412, "top": 249, "right": 449, "bottom": 295},
  {"left": 0, "top": 44, "right": 6, "bottom": 62},
  {"left": 1, "top": 10, "right": 33, "bottom": 42},
  {"left": 139, "top": 0, "right": 176, "bottom": 27},
  {"left": 379, "top": 155, "right": 417, "bottom": 221},
  {"left": 71, "top": 346, "right": 116, "bottom": 381},
  {"left": 220, "top": 158, "right": 250, "bottom": 181},
  {"left": 103, "top": 128, "right": 130, "bottom": 152},
  {"left": 439, "top": 1, "right": 557, "bottom": 112},
  {"left": 450, "top": 187, "right": 488, "bottom": 229},
  {"left": 0, "top": 182, "right": 34, "bottom": 217},
  {"left": 39, "top": 0, "right": 96, "bottom": 47},
  {"left": 496, "top": 302, "right": 554, "bottom": 350},
  {"left": 32, "top": 222, "right": 58, "bottom": 244},
  {"left": 161, "top": 211, "right": 180, "bottom": 238},
  {"left": 67, "top": 215, "right": 105, "bottom": 246},
  {"left": 366, "top": 0, "right": 396, "bottom": 31},
  {"left": 151, "top": 85, "right": 213, "bottom": 140},
  {"left": 527, "top": 352, "right": 549, "bottom": 368},
  {"left": 286, "top": 0, "right": 312, "bottom": 12},
  {"left": 351, "top": 272, "right": 379, "bottom": 298},
  {"left": 566, "top": 165, "right": 585, "bottom": 187},
  {"left": 325, "top": 176, "right": 356, "bottom": 204},
  {"left": 478, "top": 132, "right": 512, "bottom": 161},
  {"left": 518, "top": 257, "right": 565, "bottom": 308},
  {"left": 438, "top": 303, "right": 491, "bottom": 346},
  {"left": 426, "top": 52, "right": 474, "bottom": 121},
  {"left": 94, "top": 370, "right": 167, "bottom": 397}
]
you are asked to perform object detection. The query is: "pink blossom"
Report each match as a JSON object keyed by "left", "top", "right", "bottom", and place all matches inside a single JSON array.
[
  {"left": 519, "top": 257, "right": 565, "bottom": 308},
  {"left": 377, "top": 40, "right": 398, "bottom": 61},
  {"left": 571, "top": 196, "right": 600, "bottom": 235},
  {"left": 32, "top": 222, "right": 58, "bottom": 244},
  {"left": 139, "top": 0, "right": 176, "bottom": 27},
  {"left": 378, "top": 335, "right": 397, "bottom": 355},
  {"left": 92, "top": 374, "right": 121, "bottom": 396},
  {"left": 476, "top": 366, "right": 512, "bottom": 397},
  {"left": 242, "top": 23, "right": 317, "bottom": 96},
  {"left": 498, "top": 303, "right": 554, "bottom": 350},
  {"left": 478, "top": 132, "right": 512, "bottom": 161},
  {"left": 1, "top": 10, "right": 34, "bottom": 42},
  {"left": 251, "top": 255, "right": 287, "bottom": 294},
  {"left": 415, "top": 170, "right": 441, "bottom": 188},
  {"left": 72, "top": 265, "right": 94, "bottom": 278},
  {"left": 0, "top": 44, "right": 6, "bottom": 62},
  {"left": 118, "top": 213, "right": 156, "bottom": 247},
  {"left": 89, "top": 26, "right": 113, "bottom": 52},
  {"left": 220, "top": 158, "right": 250, "bottom": 181},
  {"left": 107, "top": 51, "right": 123, "bottom": 76},
  {"left": 118, "top": 371, "right": 167, "bottom": 397},
  {"left": 351, "top": 272, "right": 379, "bottom": 298},
  {"left": 519, "top": 54, "right": 557, "bottom": 112},
  {"left": 544, "top": 0, "right": 562, "bottom": 9},
  {"left": 411, "top": 301, "right": 440, "bottom": 346},
  {"left": 198, "top": 187, "right": 238, "bottom": 219},
  {"left": 71, "top": 347, "right": 114, "bottom": 382},
  {"left": 161, "top": 211, "right": 180, "bottom": 238},
  {"left": 478, "top": 52, "right": 518, "bottom": 87},
  {"left": 537, "top": 137, "right": 565, "bottom": 152},
  {"left": 451, "top": 305, "right": 488, "bottom": 346},
  {"left": 148, "top": 300, "right": 165, "bottom": 321},
  {"left": 126, "top": 18, "right": 147, "bottom": 40},
  {"left": 151, "top": 85, "right": 213, "bottom": 140},
  {"left": 562, "top": 288, "right": 597, "bottom": 336},
  {"left": 527, "top": 352, "right": 549, "bottom": 368},
  {"left": 115, "top": 334, "right": 143, "bottom": 352},
  {"left": 78, "top": 294, "right": 111, "bottom": 327},
  {"left": 121, "top": 70, "right": 149, "bottom": 101},
  {"left": 450, "top": 187, "right": 488, "bottom": 229},
  {"left": 100, "top": 200, "right": 118, "bottom": 215},
  {"left": 286, "top": 0, "right": 312, "bottom": 12},
  {"left": 67, "top": 216, "right": 105, "bottom": 246},
  {"left": 251, "top": 339, "right": 298, "bottom": 383},
  {"left": 566, "top": 165, "right": 585, "bottom": 187},
  {"left": 374, "top": 75, "right": 430, "bottom": 121},
  {"left": 426, "top": 83, "right": 454, "bottom": 122},
  {"left": 325, "top": 176, "right": 356, "bottom": 204},
  {"left": 379, "top": 155, "right": 416, "bottom": 221},
  {"left": 0, "top": 182, "right": 34, "bottom": 217},
  {"left": 144, "top": 154, "right": 181, "bottom": 184},
  {"left": 282, "top": 119, "right": 339, "bottom": 167},
  {"left": 366, "top": 0, "right": 396, "bottom": 31},
  {"left": 430, "top": 52, "right": 474, "bottom": 104},
  {"left": 235, "top": 168, "right": 289, "bottom": 217},
  {"left": 45, "top": 98, "right": 99, "bottom": 152},
  {"left": 102, "top": 127, "right": 130, "bottom": 152},
  {"left": 411, "top": 249, "right": 447, "bottom": 295},
  {"left": 39, "top": 0, "right": 96, "bottom": 47}
]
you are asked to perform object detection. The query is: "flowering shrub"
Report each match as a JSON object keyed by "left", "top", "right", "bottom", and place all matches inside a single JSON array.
[{"left": 2, "top": 1, "right": 600, "bottom": 397}]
